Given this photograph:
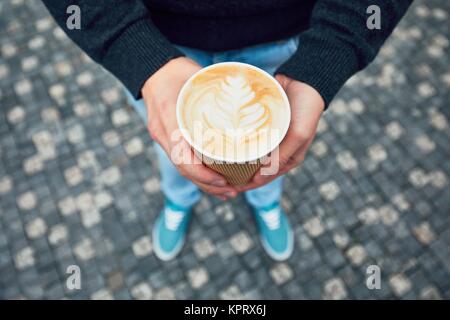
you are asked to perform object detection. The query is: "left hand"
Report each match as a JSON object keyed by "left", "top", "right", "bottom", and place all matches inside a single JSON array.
[{"left": 236, "top": 74, "right": 325, "bottom": 192}]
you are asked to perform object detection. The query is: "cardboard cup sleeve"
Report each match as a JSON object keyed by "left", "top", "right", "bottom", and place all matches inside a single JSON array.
[{"left": 201, "top": 153, "right": 262, "bottom": 186}]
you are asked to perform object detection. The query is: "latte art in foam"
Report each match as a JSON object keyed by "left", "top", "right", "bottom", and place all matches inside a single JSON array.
[
  {"left": 178, "top": 63, "right": 290, "bottom": 162},
  {"left": 204, "top": 75, "right": 269, "bottom": 137}
]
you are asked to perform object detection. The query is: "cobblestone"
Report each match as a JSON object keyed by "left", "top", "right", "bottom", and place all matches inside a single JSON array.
[
  {"left": 389, "top": 274, "right": 412, "bottom": 297},
  {"left": 229, "top": 231, "right": 253, "bottom": 254},
  {"left": 0, "top": 0, "right": 449, "bottom": 300},
  {"left": 270, "top": 263, "right": 294, "bottom": 285},
  {"left": 132, "top": 236, "right": 153, "bottom": 258},
  {"left": 131, "top": 282, "right": 153, "bottom": 300},
  {"left": 323, "top": 278, "right": 348, "bottom": 300},
  {"left": 187, "top": 267, "right": 210, "bottom": 289}
]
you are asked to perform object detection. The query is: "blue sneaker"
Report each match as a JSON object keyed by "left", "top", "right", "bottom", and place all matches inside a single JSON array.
[
  {"left": 252, "top": 202, "right": 293, "bottom": 261},
  {"left": 152, "top": 199, "right": 192, "bottom": 261}
]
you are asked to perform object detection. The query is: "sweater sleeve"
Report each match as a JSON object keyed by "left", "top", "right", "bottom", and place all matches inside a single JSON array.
[
  {"left": 276, "top": 0, "right": 413, "bottom": 107},
  {"left": 41, "top": 0, "right": 184, "bottom": 98}
]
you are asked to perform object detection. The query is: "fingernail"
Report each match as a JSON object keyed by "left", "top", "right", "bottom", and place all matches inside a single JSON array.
[
  {"left": 212, "top": 180, "right": 227, "bottom": 187},
  {"left": 225, "top": 192, "right": 236, "bottom": 198}
]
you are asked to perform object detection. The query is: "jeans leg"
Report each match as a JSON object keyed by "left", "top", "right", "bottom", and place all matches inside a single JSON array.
[
  {"left": 126, "top": 94, "right": 201, "bottom": 207},
  {"left": 154, "top": 143, "right": 202, "bottom": 208},
  {"left": 124, "top": 94, "right": 199, "bottom": 207},
  {"left": 244, "top": 176, "right": 284, "bottom": 209},
  {"left": 126, "top": 46, "right": 213, "bottom": 208}
]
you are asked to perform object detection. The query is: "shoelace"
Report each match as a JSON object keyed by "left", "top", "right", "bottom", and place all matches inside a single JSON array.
[
  {"left": 260, "top": 207, "right": 281, "bottom": 230},
  {"left": 164, "top": 207, "right": 185, "bottom": 231}
]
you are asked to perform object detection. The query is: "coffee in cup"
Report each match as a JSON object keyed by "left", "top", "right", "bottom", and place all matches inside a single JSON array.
[{"left": 176, "top": 62, "right": 290, "bottom": 185}]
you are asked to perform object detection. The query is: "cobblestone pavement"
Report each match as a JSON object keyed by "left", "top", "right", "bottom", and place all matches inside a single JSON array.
[{"left": 0, "top": 0, "right": 449, "bottom": 300}]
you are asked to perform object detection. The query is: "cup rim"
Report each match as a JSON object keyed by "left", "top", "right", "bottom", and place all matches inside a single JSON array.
[{"left": 176, "top": 61, "right": 291, "bottom": 164}]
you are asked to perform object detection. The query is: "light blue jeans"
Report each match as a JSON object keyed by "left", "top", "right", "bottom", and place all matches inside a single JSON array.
[{"left": 127, "top": 37, "right": 299, "bottom": 209}]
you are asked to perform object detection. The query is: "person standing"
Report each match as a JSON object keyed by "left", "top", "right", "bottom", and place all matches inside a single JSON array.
[{"left": 43, "top": 0, "right": 412, "bottom": 261}]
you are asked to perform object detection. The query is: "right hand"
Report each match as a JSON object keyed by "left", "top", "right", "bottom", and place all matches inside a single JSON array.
[{"left": 141, "top": 57, "right": 237, "bottom": 201}]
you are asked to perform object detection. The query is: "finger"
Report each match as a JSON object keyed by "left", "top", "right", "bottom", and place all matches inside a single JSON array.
[
  {"left": 275, "top": 74, "right": 290, "bottom": 88},
  {"left": 174, "top": 141, "right": 231, "bottom": 187},
  {"left": 149, "top": 101, "right": 235, "bottom": 192},
  {"left": 238, "top": 143, "right": 309, "bottom": 192},
  {"left": 170, "top": 141, "right": 237, "bottom": 196},
  {"left": 235, "top": 173, "right": 280, "bottom": 192},
  {"left": 237, "top": 159, "right": 294, "bottom": 192},
  {"left": 256, "top": 84, "right": 323, "bottom": 181},
  {"left": 240, "top": 154, "right": 304, "bottom": 191},
  {"left": 249, "top": 140, "right": 302, "bottom": 187},
  {"left": 195, "top": 179, "right": 237, "bottom": 195},
  {"left": 156, "top": 98, "right": 232, "bottom": 188},
  {"left": 196, "top": 181, "right": 238, "bottom": 198},
  {"left": 169, "top": 140, "right": 237, "bottom": 196}
]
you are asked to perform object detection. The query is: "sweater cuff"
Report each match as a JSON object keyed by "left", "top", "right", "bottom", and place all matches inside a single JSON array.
[
  {"left": 102, "top": 19, "right": 185, "bottom": 99},
  {"left": 276, "top": 29, "right": 360, "bottom": 108}
]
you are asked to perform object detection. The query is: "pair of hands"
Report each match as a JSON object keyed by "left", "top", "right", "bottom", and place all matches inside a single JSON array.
[{"left": 141, "top": 57, "right": 324, "bottom": 201}]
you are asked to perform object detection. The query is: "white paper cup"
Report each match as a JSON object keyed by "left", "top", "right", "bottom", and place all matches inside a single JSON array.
[{"left": 176, "top": 62, "right": 290, "bottom": 186}]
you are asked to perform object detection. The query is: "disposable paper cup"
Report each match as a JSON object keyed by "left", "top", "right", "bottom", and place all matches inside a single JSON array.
[{"left": 176, "top": 62, "right": 290, "bottom": 186}]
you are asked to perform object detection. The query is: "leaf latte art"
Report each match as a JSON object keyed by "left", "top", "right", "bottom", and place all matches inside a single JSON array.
[
  {"left": 204, "top": 75, "right": 269, "bottom": 137},
  {"left": 179, "top": 64, "right": 290, "bottom": 161}
]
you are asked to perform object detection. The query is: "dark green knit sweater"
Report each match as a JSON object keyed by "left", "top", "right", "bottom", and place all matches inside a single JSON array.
[{"left": 42, "top": 0, "right": 412, "bottom": 106}]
